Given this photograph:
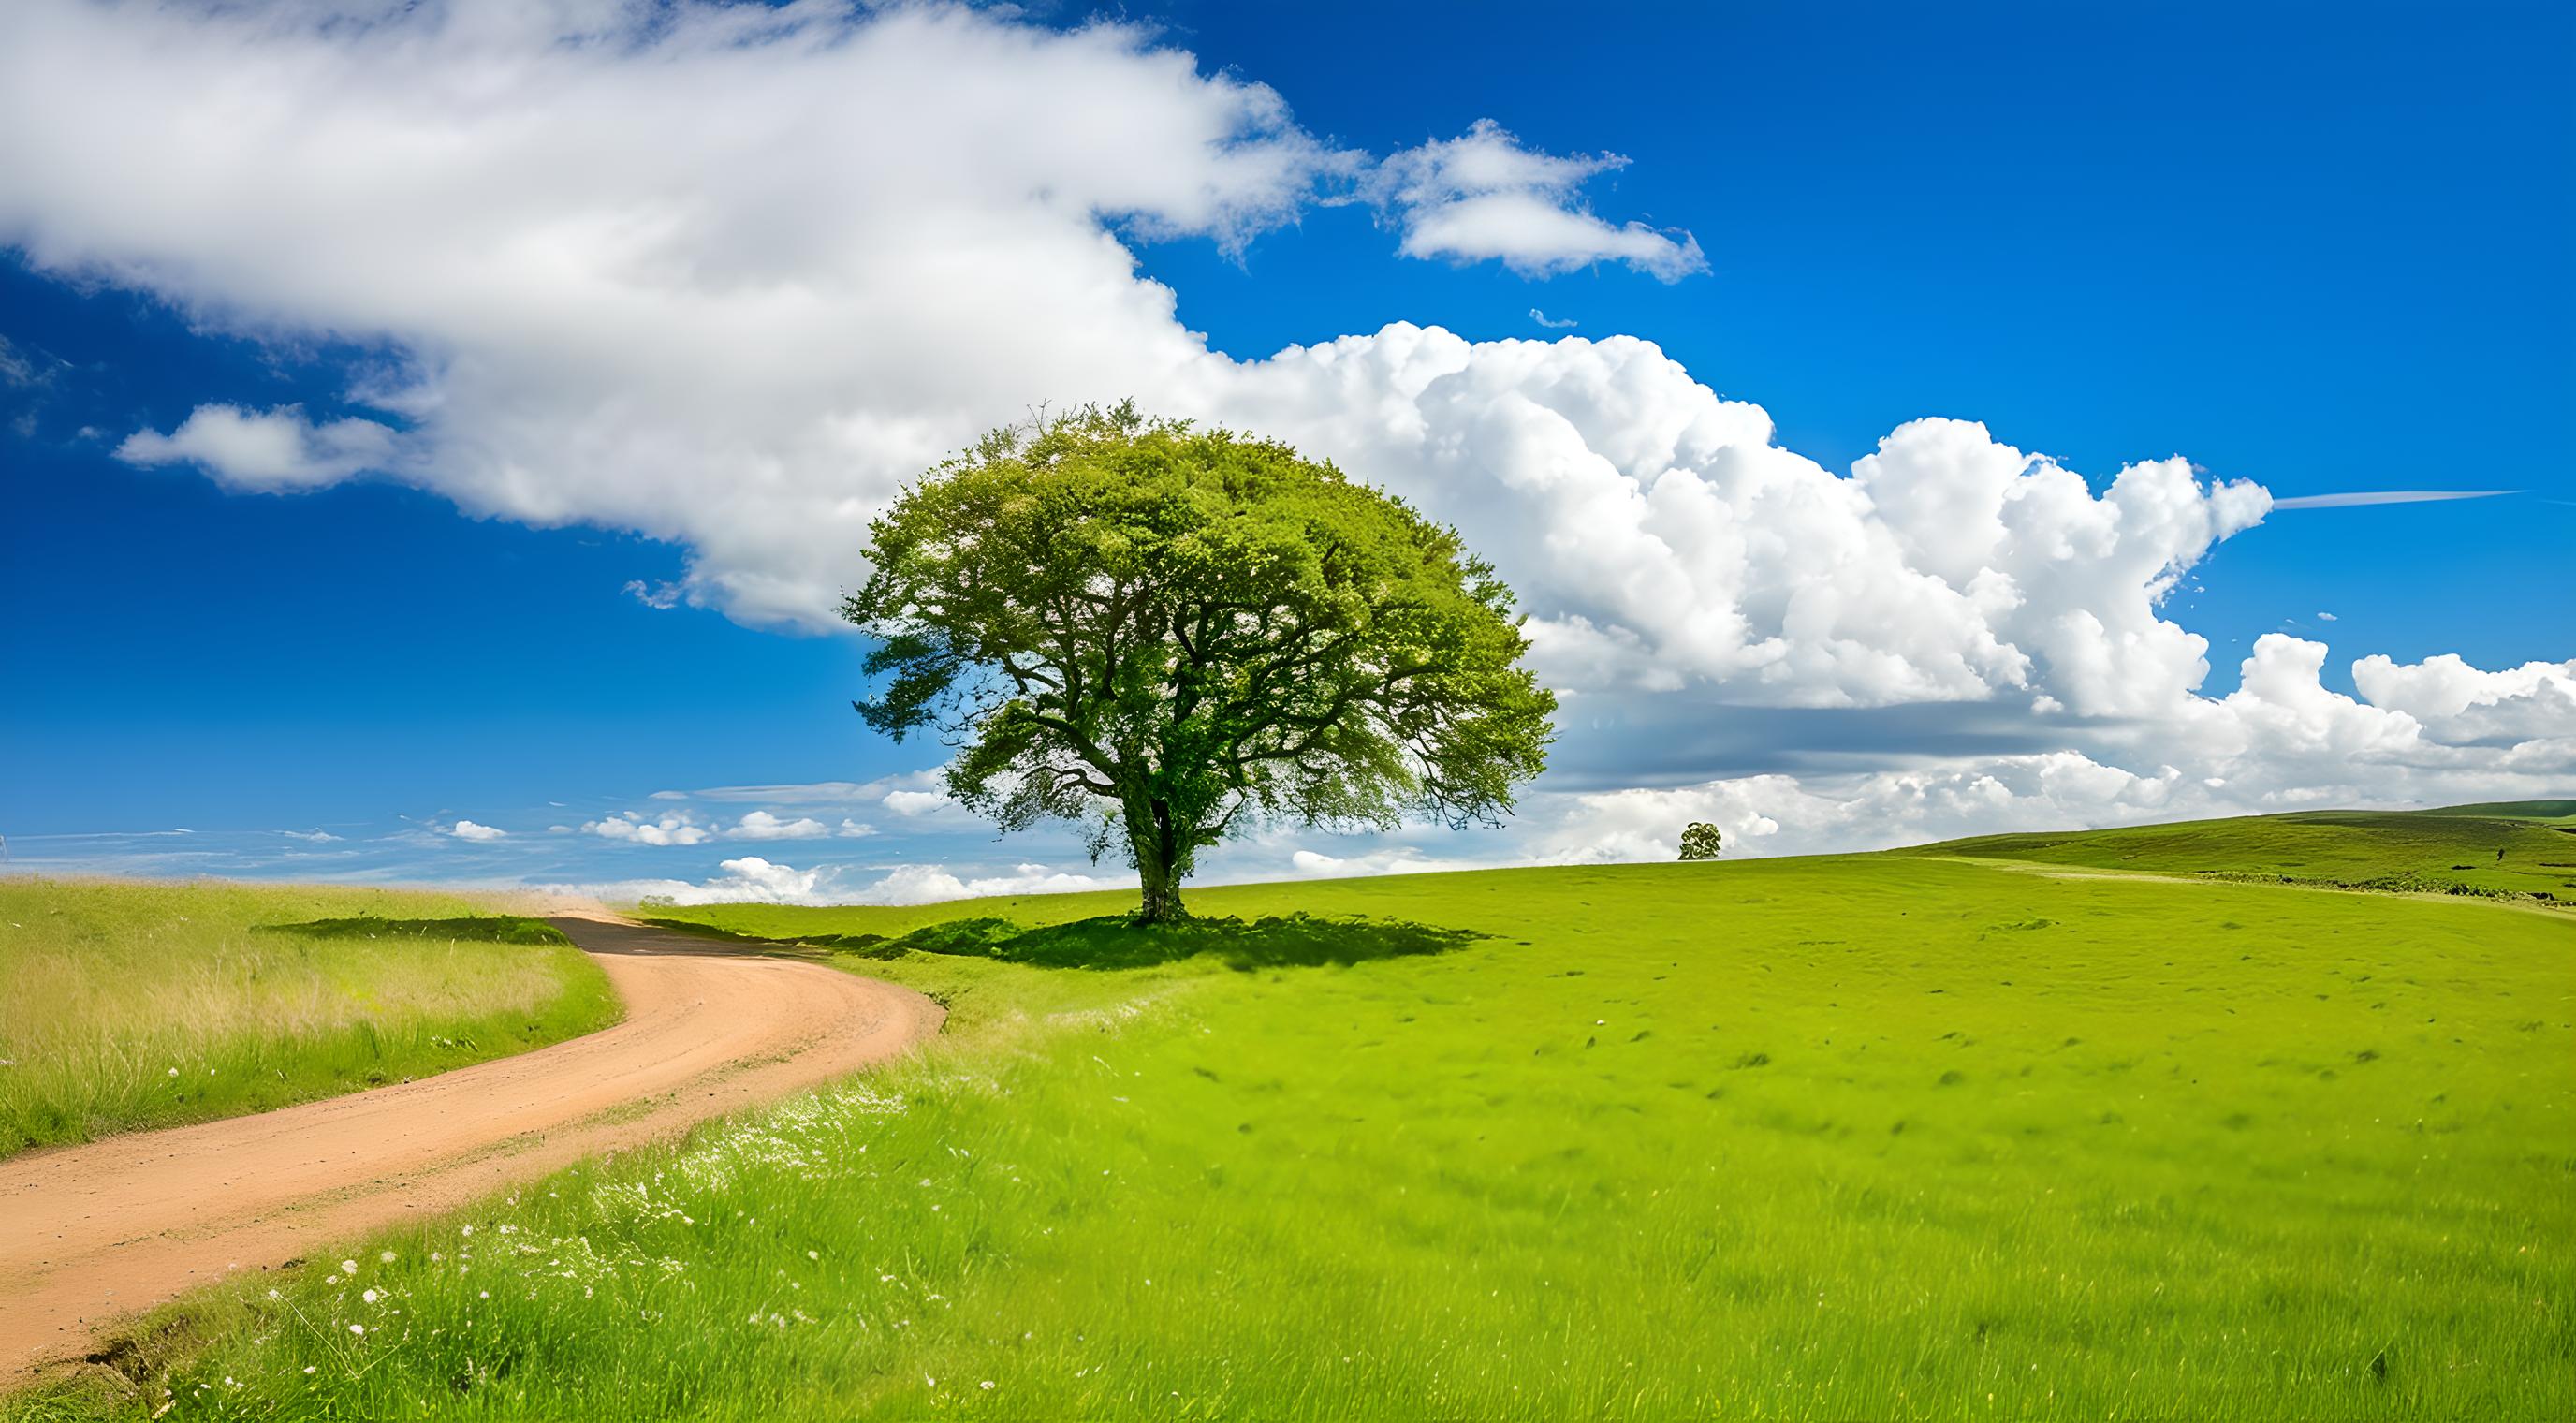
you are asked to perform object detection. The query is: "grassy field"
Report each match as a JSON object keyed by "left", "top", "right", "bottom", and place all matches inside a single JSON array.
[
  {"left": 1908, "top": 804, "right": 2576, "bottom": 901},
  {"left": 18, "top": 808, "right": 2569, "bottom": 1421},
  {"left": 0, "top": 879, "right": 618, "bottom": 1156}
]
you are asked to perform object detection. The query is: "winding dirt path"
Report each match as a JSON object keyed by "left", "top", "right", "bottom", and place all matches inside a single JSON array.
[{"left": 0, "top": 915, "right": 943, "bottom": 1375}]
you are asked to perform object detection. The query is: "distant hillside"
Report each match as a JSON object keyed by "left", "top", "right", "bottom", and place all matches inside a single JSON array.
[
  {"left": 1902, "top": 800, "right": 2576, "bottom": 902},
  {"left": 2408, "top": 799, "right": 2576, "bottom": 823}
]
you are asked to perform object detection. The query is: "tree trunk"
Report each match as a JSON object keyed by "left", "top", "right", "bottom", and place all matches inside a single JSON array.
[
  {"left": 1131, "top": 799, "right": 1189, "bottom": 924},
  {"left": 1135, "top": 850, "right": 1187, "bottom": 924}
]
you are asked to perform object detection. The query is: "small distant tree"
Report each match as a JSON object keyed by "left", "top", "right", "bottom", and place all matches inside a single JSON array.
[
  {"left": 1678, "top": 822, "right": 1723, "bottom": 861},
  {"left": 845, "top": 403, "right": 1558, "bottom": 924}
]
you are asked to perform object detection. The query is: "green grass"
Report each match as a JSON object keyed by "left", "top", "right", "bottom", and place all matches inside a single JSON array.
[
  {"left": 2411, "top": 800, "right": 2576, "bottom": 825},
  {"left": 1906, "top": 800, "right": 2576, "bottom": 902},
  {"left": 20, "top": 826, "right": 2570, "bottom": 1421},
  {"left": 0, "top": 879, "right": 620, "bottom": 1156}
]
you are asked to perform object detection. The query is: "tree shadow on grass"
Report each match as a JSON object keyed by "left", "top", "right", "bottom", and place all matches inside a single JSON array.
[
  {"left": 634, "top": 912, "right": 1484, "bottom": 972},
  {"left": 255, "top": 915, "right": 570, "bottom": 946}
]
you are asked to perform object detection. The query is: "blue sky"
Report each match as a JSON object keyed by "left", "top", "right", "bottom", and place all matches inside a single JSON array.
[{"left": 3, "top": 0, "right": 2569, "bottom": 901}]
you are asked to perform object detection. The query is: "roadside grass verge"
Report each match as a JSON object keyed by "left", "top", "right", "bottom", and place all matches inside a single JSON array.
[
  {"left": 0, "top": 880, "right": 618, "bottom": 1156},
  {"left": 19, "top": 854, "right": 2570, "bottom": 1420}
]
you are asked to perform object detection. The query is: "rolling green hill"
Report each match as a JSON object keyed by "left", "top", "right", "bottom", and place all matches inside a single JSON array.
[
  {"left": 1903, "top": 800, "right": 2576, "bottom": 902},
  {"left": 28, "top": 817, "right": 2570, "bottom": 1422},
  {"left": 2410, "top": 798, "right": 2576, "bottom": 823}
]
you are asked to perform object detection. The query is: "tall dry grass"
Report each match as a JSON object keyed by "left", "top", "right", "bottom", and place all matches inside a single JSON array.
[{"left": 0, "top": 878, "right": 617, "bottom": 1154}]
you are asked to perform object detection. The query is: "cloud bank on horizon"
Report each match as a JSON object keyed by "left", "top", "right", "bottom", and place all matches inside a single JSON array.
[{"left": 1, "top": 0, "right": 2569, "bottom": 901}]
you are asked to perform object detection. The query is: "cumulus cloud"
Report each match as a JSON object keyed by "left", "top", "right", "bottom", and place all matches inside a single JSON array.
[
  {"left": 730, "top": 810, "right": 833, "bottom": 841},
  {"left": 593, "top": 856, "right": 838, "bottom": 906},
  {"left": 1369, "top": 120, "right": 1705, "bottom": 280},
  {"left": 0, "top": 0, "right": 1705, "bottom": 633},
  {"left": 581, "top": 806, "right": 877, "bottom": 844},
  {"left": 114, "top": 404, "right": 398, "bottom": 491},
  {"left": 556, "top": 856, "right": 1114, "bottom": 908},
  {"left": 448, "top": 818, "right": 505, "bottom": 842},
  {"left": 1216, "top": 335, "right": 2270, "bottom": 714},
  {"left": 583, "top": 812, "right": 711, "bottom": 847},
  {"left": 2352, "top": 653, "right": 2576, "bottom": 745},
  {"left": 844, "top": 862, "right": 1125, "bottom": 906}
]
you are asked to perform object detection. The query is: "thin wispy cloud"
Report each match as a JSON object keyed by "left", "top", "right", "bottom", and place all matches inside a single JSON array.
[
  {"left": 1529, "top": 309, "right": 1578, "bottom": 330},
  {"left": 2271, "top": 490, "right": 2518, "bottom": 510}
]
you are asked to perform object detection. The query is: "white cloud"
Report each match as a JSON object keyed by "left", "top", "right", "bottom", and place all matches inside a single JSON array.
[
  {"left": 280, "top": 829, "right": 341, "bottom": 843},
  {"left": 730, "top": 810, "right": 833, "bottom": 841},
  {"left": 448, "top": 818, "right": 505, "bottom": 842},
  {"left": 1216, "top": 336, "right": 2271, "bottom": 715},
  {"left": 1529, "top": 308, "right": 1578, "bottom": 330},
  {"left": 623, "top": 580, "right": 684, "bottom": 610},
  {"left": 115, "top": 403, "right": 397, "bottom": 491},
  {"left": 681, "top": 781, "right": 876, "bottom": 805},
  {"left": 585, "top": 856, "right": 839, "bottom": 907},
  {"left": 580, "top": 805, "right": 873, "bottom": 844},
  {"left": 2352, "top": 653, "right": 2576, "bottom": 745},
  {"left": 583, "top": 812, "right": 710, "bottom": 847},
  {"left": 1369, "top": 120, "right": 1705, "bottom": 280},
  {"left": 1288, "top": 846, "right": 1482, "bottom": 879},
  {"left": 845, "top": 862, "right": 1125, "bottom": 906},
  {"left": 0, "top": 1, "right": 1702, "bottom": 632},
  {"left": 556, "top": 856, "right": 1115, "bottom": 908}
]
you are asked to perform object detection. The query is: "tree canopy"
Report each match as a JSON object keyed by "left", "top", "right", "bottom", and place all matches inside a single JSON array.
[
  {"left": 1678, "top": 822, "right": 1723, "bottom": 861},
  {"left": 845, "top": 404, "right": 1557, "bottom": 921}
]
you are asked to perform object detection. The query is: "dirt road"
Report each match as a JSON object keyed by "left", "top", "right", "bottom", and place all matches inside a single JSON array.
[{"left": 0, "top": 916, "right": 943, "bottom": 1374}]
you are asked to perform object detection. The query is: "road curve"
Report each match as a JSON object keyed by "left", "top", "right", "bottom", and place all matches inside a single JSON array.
[{"left": 0, "top": 916, "right": 943, "bottom": 1375}]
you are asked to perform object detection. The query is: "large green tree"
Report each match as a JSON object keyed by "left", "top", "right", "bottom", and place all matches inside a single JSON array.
[{"left": 845, "top": 404, "right": 1557, "bottom": 923}]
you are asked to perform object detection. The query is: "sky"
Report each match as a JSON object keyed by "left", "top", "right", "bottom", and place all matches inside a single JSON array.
[{"left": 2, "top": 0, "right": 2570, "bottom": 905}]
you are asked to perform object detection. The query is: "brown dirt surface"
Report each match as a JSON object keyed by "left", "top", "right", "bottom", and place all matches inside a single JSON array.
[{"left": 0, "top": 914, "right": 942, "bottom": 1375}]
